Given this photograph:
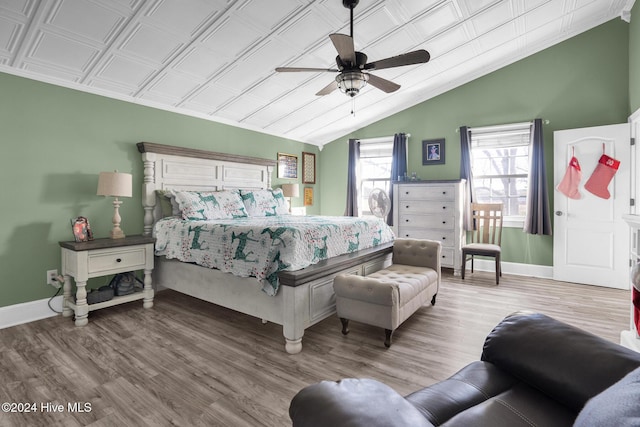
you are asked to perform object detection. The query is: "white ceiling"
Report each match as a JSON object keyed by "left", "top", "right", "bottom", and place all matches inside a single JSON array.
[{"left": 0, "top": 0, "right": 634, "bottom": 147}]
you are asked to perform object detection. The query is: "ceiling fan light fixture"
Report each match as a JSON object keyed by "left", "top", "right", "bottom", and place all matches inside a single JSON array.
[{"left": 336, "top": 71, "right": 368, "bottom": 97}]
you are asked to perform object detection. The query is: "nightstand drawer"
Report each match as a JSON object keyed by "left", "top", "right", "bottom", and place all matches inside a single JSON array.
[{"left": 88, "top": 246, "right": 148, "bottom": 274}]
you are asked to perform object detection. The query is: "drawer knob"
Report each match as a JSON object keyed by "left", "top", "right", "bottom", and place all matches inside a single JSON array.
[
  {"left": 405, "top": 191, "right": 409, "bottom": 195},
  {"left": 442, "top": 221, "right": 446, "bottom": 224},
  {"left": 406, "top": 205, "right": 409, "bottom": 209},
  {"left": 405, "top": 219, "right": 409, "bottom": 222},
  {"left": 442, "top": 237, "right": 446, "bottom": 240},
  {"left": 442, "top": 191, "right": 446, "bottom": 195},
  {"left": 442, "top": 206, "right": 446, "bottom": 210},
  {"left": 116, "top": 258, "right": 122, "bottom": 263},
  {"left": 405, "top": 234, "right": 409, "bottom": 237}
]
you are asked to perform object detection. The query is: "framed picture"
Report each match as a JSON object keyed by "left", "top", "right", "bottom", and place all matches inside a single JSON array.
[
  {"left": 277, "top": 152, "right": 298, "bottom": 179},
  {"left": 304, "top": 187, "right": 313, "bottom": 206},
  {"left": 422, "top": 139, "right": 445, "bottom": 165},
  {"left": 71, "top": 216, "right": 93, "bottom": 242},
  {"left": 302, "top": 152, "right": 316, "bottom": 184}
]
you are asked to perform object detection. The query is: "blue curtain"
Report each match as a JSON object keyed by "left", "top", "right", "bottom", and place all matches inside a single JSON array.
[
  {"left": 344, "top": 139, "right": 360, "bottom": 216},
  {"left": 387, "top": 133, "right": 408, "bottom": 225},
  {"left": 524, "top": 119, "right": 552, "bottom": 235},
  {"left": 459, "top": 126, "right": 474, "bottom": 230}
]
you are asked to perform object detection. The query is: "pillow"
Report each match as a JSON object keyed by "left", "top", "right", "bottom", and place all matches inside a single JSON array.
[
  {"left": 240, "top": 189, "right": 289, "bottom": 217},
  {"left": 574, "top": 367, "right": 640, "bottom": 427},
  {"left": 155, "top": 189, "right": 180, "bottom": 217},
  {"left": 173, "top": 190, "right": 247, "bottom": 220}
]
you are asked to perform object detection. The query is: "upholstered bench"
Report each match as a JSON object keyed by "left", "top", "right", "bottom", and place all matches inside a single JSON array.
[{"left": 333, "top": 238, "right": 441, "bottom": 347}]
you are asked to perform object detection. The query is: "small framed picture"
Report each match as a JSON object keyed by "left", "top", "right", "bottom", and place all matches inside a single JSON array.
[
  {"left": 302, "top": 152, "right": 316, "bottom": 184},
  {"left": 304, "top": 187, "right": 314, "bottom": 206},
  {"left": 277, "top": 152, "right": 298, "bottom": 179},
  {"left": 71, "top": 216, "right": 93, "bottom": 242},
  {"left": 422, "top": 139, "right": 445, "bottom": 165}
]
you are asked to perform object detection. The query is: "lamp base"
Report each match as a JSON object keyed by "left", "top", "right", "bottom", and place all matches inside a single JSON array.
[{"left": 110, "top": 228, "right": 126, "bottom": 239}]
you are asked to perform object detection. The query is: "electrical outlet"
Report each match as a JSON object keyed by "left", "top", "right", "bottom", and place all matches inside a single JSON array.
[{"left": 47, "top": 269, "right": 60, "bottom": 288}]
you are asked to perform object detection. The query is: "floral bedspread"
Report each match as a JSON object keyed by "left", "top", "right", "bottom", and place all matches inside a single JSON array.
[{"left": 153, "top": 215, "right": 395, "bottom": 296}]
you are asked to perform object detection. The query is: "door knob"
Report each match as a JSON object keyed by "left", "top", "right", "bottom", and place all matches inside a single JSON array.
[{"left": 555, "top": 211, "right": 563, "bottom": 216}]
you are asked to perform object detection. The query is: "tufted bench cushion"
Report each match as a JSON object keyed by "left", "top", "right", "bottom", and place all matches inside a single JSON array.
[{"left": 333, "top": 238, "right": 441, "bottom": 347}]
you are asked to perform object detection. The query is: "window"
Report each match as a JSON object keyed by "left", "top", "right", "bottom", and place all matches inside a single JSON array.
[
  {"left": 470, "top": 123, "right": 532, "bottom": 225},
  {"left": 359, "top": 139, "right": 393, "bottom": 216}
]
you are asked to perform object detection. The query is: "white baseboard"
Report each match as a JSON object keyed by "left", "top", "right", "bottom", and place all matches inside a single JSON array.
[
  {"left": 0, "top": 295, "right": 63, "bottom": 330},
  {"left": 469, "top": 259, "right": 553, "bottom": 279}
]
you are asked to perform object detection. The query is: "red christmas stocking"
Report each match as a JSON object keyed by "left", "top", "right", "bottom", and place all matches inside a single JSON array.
[
  {"left": 584, "top": 154, "right": 620, "bottom": 199},
  {"left": 556, "top": 156, "right": 582, "bottom": 199}
]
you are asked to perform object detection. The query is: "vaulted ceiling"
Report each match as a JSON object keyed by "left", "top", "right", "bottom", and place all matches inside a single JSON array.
[{"left": 0, "top": 0, "right": 633, "bottom": 146}]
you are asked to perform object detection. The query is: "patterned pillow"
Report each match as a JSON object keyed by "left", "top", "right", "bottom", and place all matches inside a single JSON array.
[
  {"left": 173, "top": 190, "right": 247, "bottom": 220},
  {"left": 240, "top": 189, "right": 289, "bottom": 217}
]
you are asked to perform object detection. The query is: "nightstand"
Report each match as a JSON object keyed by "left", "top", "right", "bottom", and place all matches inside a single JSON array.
[{"left": 59, "top": 235, "right": 155, "bottom": 326}]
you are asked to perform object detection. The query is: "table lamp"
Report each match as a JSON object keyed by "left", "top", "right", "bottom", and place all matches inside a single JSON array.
[
  {"left": 97, "top": 171, "right": 132, "bottom": 239},
  {"left": 281, "top": 183, "right": 299, "bottom": 213}
]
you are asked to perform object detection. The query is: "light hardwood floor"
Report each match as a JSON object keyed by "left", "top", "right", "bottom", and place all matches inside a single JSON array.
[{"left": 0, "top": 270, "right": 630, "bottom": 426}]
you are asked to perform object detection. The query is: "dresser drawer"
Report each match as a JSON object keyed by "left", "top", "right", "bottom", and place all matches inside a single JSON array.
[
  {"left": 441, "top": 248, "right": 455, "bottom": 268},
  {"left": 398, "top": 201, "right": 454, "bottom": 214},
  {"left": 399, "top": 213, "right": 455, "bottom": 229},
  {"left": 398, "top": 186, "right": 455, "bottom": 201},
  {"left": 396, "top": 228, "right": 454, "bottom": 247},
  {"left": 87, "top": 246, "right": 148, "bottom": 274}
]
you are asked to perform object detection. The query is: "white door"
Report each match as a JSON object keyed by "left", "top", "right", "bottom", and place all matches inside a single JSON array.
[{"left": 553, "top": 123, "right": 630, "bottom": 289}]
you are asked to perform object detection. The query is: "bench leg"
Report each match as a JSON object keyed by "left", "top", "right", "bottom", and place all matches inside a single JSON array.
[
  {"left": 431, "top": 294, "right": 437, "bottom": 306},
  {"left": 384, "top": 329, "right": 393, "bottom": 348},
  {"left": 340, "top": 318, "right": 350, "bottom": 335}
]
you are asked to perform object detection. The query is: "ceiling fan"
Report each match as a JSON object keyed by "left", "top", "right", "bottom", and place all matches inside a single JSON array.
[{"left": 275, "top": 0, "right": 430, "bottom": 98}]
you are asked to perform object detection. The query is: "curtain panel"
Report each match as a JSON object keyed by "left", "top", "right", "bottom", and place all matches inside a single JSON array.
[
  {"left": 387, "top": 133, "right": 408, "bottom": 225},
  {"left": 344, "top": 138, "right": 360, "bottom": 217},
  {"left": 459, "top": 126, "right": 474, "bottom": 230},
  {"left": 524, "top": 118, "right": 552, "bottom": 235}
]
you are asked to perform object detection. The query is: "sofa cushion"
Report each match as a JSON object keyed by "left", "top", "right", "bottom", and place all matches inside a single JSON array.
[
  {"left": 441, "top": 382, "right": 576, "bottom": 427},
  {"left": 481, "top": 312, "right": 640, "bottom": 412},
  {"left": 573, "top": 366, "right": 640, "bottom": 427},
  {"left": 406, "top": 361, "right": 517, "bottom": 425},
  {"left": 290, "top": 378, "right": 433, "bottom": 427}
]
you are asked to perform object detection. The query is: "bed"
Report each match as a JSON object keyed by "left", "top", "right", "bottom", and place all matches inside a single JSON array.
[{"left": 138, "top": 142, "right": 394, "bottom": 353}]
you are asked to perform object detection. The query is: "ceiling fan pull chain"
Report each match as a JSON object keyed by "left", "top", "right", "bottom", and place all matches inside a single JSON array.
[{"left": 351, "top": 97, "right": 356, "bottom": 116}]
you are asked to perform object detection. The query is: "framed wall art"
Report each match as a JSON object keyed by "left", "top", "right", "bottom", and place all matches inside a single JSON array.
[
  {"left": 302, "top": 152, "right": 316, "bottom": 184},
  {"left": 422, "top": 138, "right": 445, "bottom": 165},
  {"left": 277, "top": 152, "right": 298, "bottom": 179},
  {"left": 304, "top": 187, "right": 313, "bottom": 206}
]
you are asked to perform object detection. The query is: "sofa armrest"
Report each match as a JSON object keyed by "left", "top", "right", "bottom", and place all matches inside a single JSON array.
[
  {"left": 481, "top": 312, "right": 640, "bottom": 412},
  {"left": 393, "top": 238, "right": 441, "bottom": 285},
  {"left": 289, "top": 378, "right": 433, "bottom": 427}
]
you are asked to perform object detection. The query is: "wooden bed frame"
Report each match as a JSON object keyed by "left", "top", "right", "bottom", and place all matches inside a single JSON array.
[{"left": 137, "top": 142, "right": 392, "bottom": 353}]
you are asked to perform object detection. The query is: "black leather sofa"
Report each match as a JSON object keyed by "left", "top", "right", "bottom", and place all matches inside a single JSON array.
[{"left": 289, "top": 312, "right": 640, "bottom": 427}]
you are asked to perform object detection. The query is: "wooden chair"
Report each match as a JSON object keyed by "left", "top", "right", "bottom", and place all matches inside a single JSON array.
[{"left": 461, "top": 203, "right": 503, "bottom": 284}]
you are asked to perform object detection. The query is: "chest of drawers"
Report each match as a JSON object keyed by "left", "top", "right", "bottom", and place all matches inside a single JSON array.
[{"left": 393, "top": 180, "right": 465, "bottom": 274}]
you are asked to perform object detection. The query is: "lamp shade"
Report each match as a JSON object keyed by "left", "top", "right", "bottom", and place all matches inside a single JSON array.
[
  {"left": 281, "top": 183, "right": 300, "bottom": 198},
  {"left": 97, "top": 171, "right": 132, "bottom": 198}
]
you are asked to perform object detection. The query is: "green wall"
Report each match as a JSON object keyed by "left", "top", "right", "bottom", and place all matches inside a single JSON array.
[
  {"left": 319, "top": 19, "right": 630, "bottom": 266},
  {"left": 630, "top": 4, "right": 640, "bottom": 113},
  {"left": 0, "top": 73, "right": 319, "bottom": 308}
]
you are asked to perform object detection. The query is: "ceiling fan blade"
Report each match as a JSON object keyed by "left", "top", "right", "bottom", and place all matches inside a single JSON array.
[
  {"left": 364, "top": 49, "right": 430, "bottom": 71},
  {"left": 316, "top": 80, "right": 338, "bottom": 96},
  {"left": 276, "top": 67, "right": 338, "bottom": 72},
  {"left": 366, "top": 74, "right": 400, "bottom": 93},
  {"left": 329, "top": 33, "right": 356, "bottom": 66}
]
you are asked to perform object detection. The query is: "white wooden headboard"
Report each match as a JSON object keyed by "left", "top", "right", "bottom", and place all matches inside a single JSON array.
[{"left": 137, "top": 142, "right": 276, "bottom": 236}]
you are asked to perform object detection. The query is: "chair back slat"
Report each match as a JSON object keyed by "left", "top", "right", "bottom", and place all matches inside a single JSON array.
[{"left": 471, "top": 203, "right": 503, "bottom": 245}]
